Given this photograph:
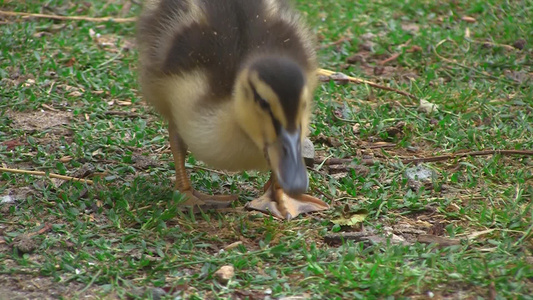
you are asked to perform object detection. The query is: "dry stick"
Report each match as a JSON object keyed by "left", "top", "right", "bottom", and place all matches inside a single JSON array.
[
  {"left": 434, "top": 39, "right": 516, "bottom": 85},
  {"left": 378, "top": 53, "right": 401, "bottom": 65},
  {"left": 469, "top": 39, "right": 516, "bottom": 51},
  {"left": 319, "top": 37, "right": 354, "bottom": 49},
  {"left": 402, "top": 150, "right": 533, "bottom": 164},
  {"left": 0, "top": 167, "right": 94, "bottom": 185},
  {"left": 317, "top": 150, "right": 533, "bottom": 166},
  {"left": 316, "top": 68, "right": 418, "bottom": 101},
  {"left": 0, "top": 10, "right": 137, "bottom": 23}
]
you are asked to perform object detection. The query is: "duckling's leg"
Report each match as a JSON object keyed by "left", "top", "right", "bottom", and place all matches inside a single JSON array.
[
  {"left": 168, "top": 123, "right": 237, "bottom": 209},
  {"left": 245, "top": 175, "right": 329, "bottom": 220}
]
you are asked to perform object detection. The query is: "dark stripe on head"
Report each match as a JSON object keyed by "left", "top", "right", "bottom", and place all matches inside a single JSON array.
[
  {"left": 249, "top": 80, "right": 282, "bottom": 135},
  {"left": 250, "top": 56, "right": 305, "bottom": 131},
  {"left": 145, "top": 0, "right": 310, "bottom": 99}
]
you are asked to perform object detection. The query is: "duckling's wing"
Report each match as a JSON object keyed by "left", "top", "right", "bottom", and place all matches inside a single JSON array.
[{"left": 138, "top": 0, "right": 316, "bottom": 99}]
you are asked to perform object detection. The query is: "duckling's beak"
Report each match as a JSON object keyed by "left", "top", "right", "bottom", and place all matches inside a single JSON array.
[{"left": 267, "top": 128, "right": 309, "bottom": 196}]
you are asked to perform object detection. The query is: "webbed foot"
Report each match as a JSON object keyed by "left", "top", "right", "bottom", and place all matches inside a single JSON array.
[
  {"left": 245, "top": 187, "right": 329, "bottom": 220},
  {"left": 180, "top": 189, "right": 237, "bottom": 211}
]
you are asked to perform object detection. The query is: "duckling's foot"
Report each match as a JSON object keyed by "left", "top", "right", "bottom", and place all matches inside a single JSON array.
[
  {"left": 245, "top": 188, "right": 329, "bottom": 220},
  {"left": 180, "top": 190, "right": 237, "bottom": 211}
]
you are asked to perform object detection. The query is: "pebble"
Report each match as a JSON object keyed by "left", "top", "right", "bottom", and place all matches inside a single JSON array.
[{"left": 214, "top": 265, "right": 234, "bottom": 284}]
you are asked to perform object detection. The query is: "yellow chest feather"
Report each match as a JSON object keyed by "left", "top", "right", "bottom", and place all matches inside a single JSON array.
[{"left": 157, "top": 72, "right": 269, "bottom": 172}]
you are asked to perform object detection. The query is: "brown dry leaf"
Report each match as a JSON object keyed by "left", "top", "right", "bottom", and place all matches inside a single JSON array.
[
  {"left": 504, "top": 70, "right": 531, "bottom": 83},
  {"left": 68, "top": 90, "right": 83, "bottom": 97},
  {"left": 401, "top": 23, "right": 420, "bottom": 33},
  {"left": 1, "top": 139, "right": 23, "bottom": 150},
  {"left": 33, "top": 31, "right": 52, "bottom": 38},
  {"left": 64, "top": 57, "right": 76, "bottom": 67},
  {"left": 22, "top": 78, "right": 36, "bottom": 87},
  {"left": 116, "top": 100, "right": 133, "bottom": 106},
  {"left": 464, "top": 229, "right": 495, "bottom": 240},
  {"left": 461, "top": 16, "right": 477, "bottom": 23},
  {"left": 50, "top": 177, "right": 65, "bottom": 189},
  {"left": 120, "top": 1, "right": 133, "bottom": 17},
  {"left": 406, "top": 45, "right": 422, "bottom": 53},
  {"left": 224, "top": 241, "right": 243, "bottom": 251},
  {"left": 41, "top": 103, "right": 60, "bottom": 112},
  {"left": 352, "top": 123, "right": 361, "bottom": 134},
  {"left": 59, "top": 156, "right": 73, "bottom": 163}
]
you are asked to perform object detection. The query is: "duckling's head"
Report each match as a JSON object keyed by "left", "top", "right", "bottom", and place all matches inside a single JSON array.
[{"left": 234, "top": 56, "right": 313, "bottom": 196}]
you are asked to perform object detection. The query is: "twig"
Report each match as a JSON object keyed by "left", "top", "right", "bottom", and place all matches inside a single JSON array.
[
  {"left": 0, "top": 10, "right": 137, "bottom": 23},
  {"left": 378, "top": 53, "right": 401, "bottom": 65},
  {"left": 319, "top": 37, "right": 354, "bottom": 49},
  {"left": 313, "top": 187, "right": 335, "bottom": 202},
  {"left": 104, "top": 111, "right": 141, "bottom": 118},
  {"left": 315, "top": 150, "right": 532, "bottom": 167},
  {"left": 28, "top": 223, "right": 53, "bottom": 237},
  {"left": 469, "top": 39, "right": 515, "bottom": 51},
  {"left": 317, "top": 68, "right": 418, "bottom": 101},
  {"left": 0, "top": 167, "right": 94, "bottom": 185},
  {"left": 434, "top": 39, "right": 516, "bottom": 85},
  {"left": 314, "top": 157, "right": 377, "bottom": 166},
  {"left": 402, "top": 150, "right": 533, "bottom": 164}
]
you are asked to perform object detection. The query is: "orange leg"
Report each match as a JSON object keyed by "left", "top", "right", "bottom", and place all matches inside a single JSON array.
[
  {"left": 246, "top": 174, "right": 329, "bottom": 220},
  {"left": 168, "top": 122, "right": 237, "bottom": 209}
]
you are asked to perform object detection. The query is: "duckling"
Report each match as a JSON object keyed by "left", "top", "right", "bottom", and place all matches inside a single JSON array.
[{"left": 137, "top": 0, "right": 329, "bottom": 219}]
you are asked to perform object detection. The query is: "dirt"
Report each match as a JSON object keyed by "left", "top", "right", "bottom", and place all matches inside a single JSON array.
[
  {"left": 0, "top": 274, "right": 104, "bottom": 300},
  {"left": 7, "top": 110, "right": 72, "bottom": 133}
]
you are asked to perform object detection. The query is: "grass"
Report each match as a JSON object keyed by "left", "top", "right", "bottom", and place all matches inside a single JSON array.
[{"left": 0, "top": 0, "right": 532, "bottom": 299}]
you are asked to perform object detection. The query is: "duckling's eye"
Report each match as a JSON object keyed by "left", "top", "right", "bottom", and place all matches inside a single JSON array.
[
  {"left": 257, "top": 97, "right": 270, "bottom": 110},
  {"left": 251, "top": 85, "right": 271, "bottom": 111}
]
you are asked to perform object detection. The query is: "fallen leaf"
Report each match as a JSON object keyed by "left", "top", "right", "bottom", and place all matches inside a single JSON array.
[
  {"left": 401, "top": 23, "right": 420, "bottom": 33},
  {"left": 116, "top": 100, "right": 133, "bottom": 106},
  {"left": 418, "top": 99, "right": 439, "bottom": 113},
  {"left": 224, "top": 241, "right": 243, "bottom": 250},
  {"left": 64, "top": 57, "right": 76, "bottom": 67},
  {"left": 406, "top": 45, "right": 422, "bottom": 53},
  {"left": 68, "top": 90, "right": 83, "bottom": 97},
  {"left": 331, "top": 210, "right": 368, "bottom": 226},
  {"left": 464, "top": 229, "right": 495, "bottom": 240},
  {"left": 2, "top": 139, "right": 23, "bottom": 150},
  {"left": 59, "top": 156, "right": 73, "bottom": 163}
]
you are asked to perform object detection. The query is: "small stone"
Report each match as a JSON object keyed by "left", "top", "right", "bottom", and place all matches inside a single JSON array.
[
  {"left": 302, "top": 137, "right": 315, "bottom": 167},
  {"left": 13, "top": 235, "right": 38, "bottom": 254},
  {"left": 214, "top": 265, "right": 234, "bottom": 284},
  {"left": 512, "top": 38, "right": 526, "bottom": 50},
  {"left": 150, "top": 288, "right": 167, "bottom": 300},
  {"left": 360, "top": 40, "right": 376, "bottom": 51},
  {"left": 405, "top": 166, "right": 434, "bottom": 182},
  {"left": 360, "top": 32, "right": 376, "bottom": 40}
]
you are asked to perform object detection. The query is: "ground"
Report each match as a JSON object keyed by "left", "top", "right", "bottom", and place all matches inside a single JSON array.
[{"left": 0, "top": 0, "right": 532, "bottom": 299}]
